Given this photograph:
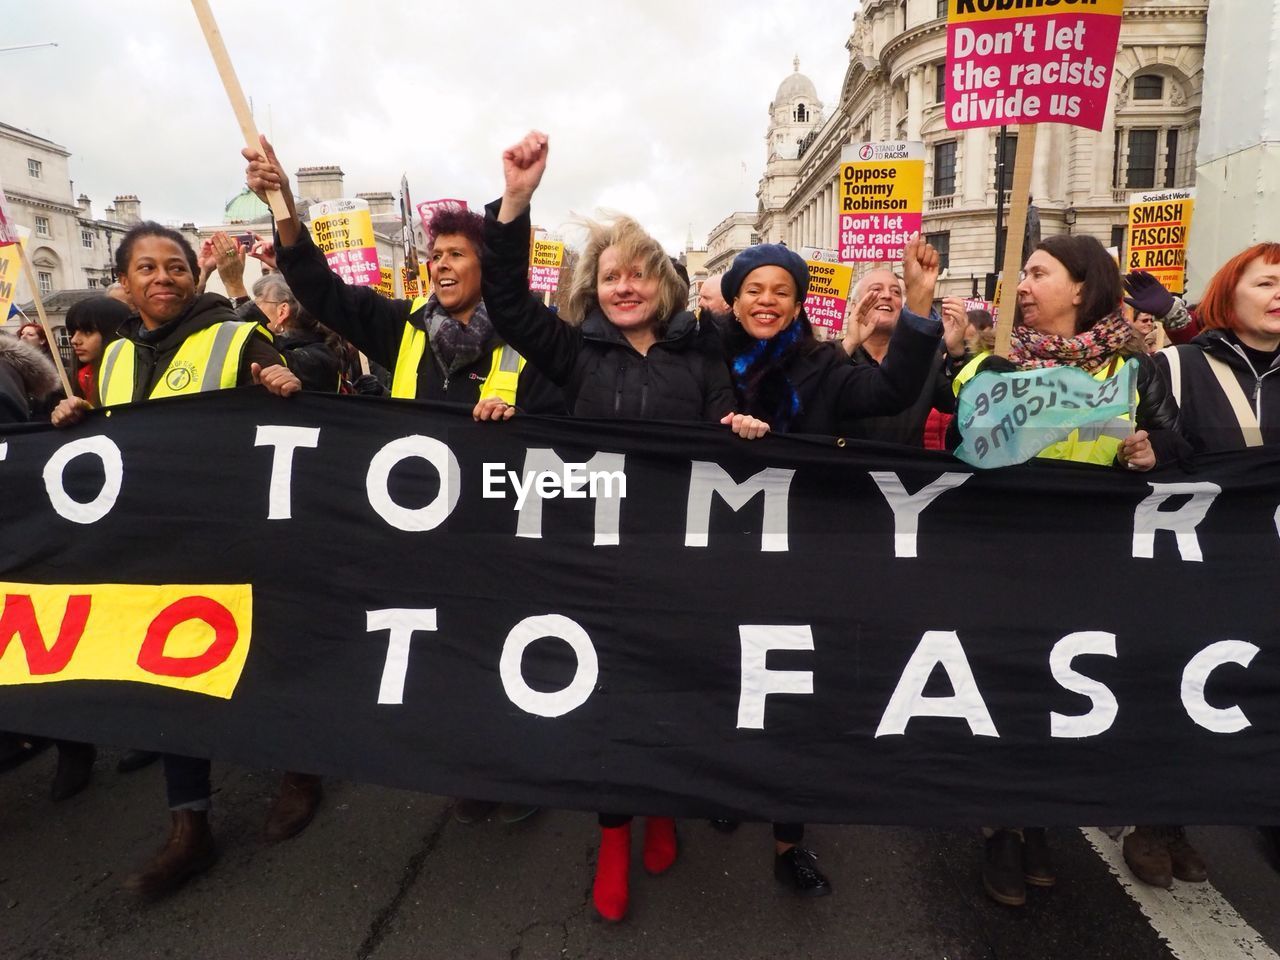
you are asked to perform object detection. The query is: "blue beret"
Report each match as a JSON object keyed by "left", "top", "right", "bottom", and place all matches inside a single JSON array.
[{"left": 722, "top": 244, "right": 810, "bottom": 304}]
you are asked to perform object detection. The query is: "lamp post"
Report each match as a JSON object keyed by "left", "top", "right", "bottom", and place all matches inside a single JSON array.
[{"left": 1064, "top": 206, "right": 1078, "bottom": 236}]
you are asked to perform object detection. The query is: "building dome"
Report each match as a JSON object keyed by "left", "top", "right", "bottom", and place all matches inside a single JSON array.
[
  {"left": 223, "top": 186, "right": 269, "bottom": 224},
  {"left": 775, "top": 57, "right": 819, "bottom": 104}
]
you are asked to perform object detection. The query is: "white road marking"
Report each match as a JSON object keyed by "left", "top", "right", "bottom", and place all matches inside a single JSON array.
[{"left": 1081, "top": 827, "right": 1279, "bottom": 960}]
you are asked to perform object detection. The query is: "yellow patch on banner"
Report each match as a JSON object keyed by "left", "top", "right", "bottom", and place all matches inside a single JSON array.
[{"left": 0, "top": 582, "right": 252, "bottom": 699}]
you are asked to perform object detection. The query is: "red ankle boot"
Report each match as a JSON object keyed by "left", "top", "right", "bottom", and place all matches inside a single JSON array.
[
  {"left": 593, "top": 823, "right": 631, "bottom": 921},
  {"left": 642, "top": 816, "right": 678, "bottom": 875}
]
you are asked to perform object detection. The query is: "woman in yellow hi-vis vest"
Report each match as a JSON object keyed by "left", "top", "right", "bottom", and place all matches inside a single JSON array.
[
  {"left": 242, "top": 137, "right": 565, "bottom": 419},
  {"left": 952, "top": 235, "right": 1187, "bottom": 908},
  {"left": 51, "top": 222, "right": 309, "bottom": 900}
]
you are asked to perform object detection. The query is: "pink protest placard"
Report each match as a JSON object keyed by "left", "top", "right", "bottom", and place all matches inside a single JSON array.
[
  {"left": 417, "top": 199, "right": 469, "bottom": 236},
  {"left": 529, "top": 266, "right": 560, "bottom": 293},
  {"left": 944, "top": 0, "right": 1124, "bottom": 132}
]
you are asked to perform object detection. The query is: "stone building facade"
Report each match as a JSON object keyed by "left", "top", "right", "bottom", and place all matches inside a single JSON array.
[
  {"left": 1, "top": 121, "right": 142, "bottom": 329},
  {"left": 733, "top": 0, "right": 1208, "bottom": 301}
]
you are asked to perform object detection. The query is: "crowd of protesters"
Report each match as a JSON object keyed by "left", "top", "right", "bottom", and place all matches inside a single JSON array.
[{"left": 0, "top": 126, "right": 1275, "bottom": 920}]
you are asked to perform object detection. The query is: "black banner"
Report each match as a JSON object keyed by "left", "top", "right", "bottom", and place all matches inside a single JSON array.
[{"left": 1, "top": 391, "right": 1278, "bottom": 825}]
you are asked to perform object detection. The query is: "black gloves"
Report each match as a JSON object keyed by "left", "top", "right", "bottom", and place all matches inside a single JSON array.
[{"left": 1123, "top": 271, "right": 1175, "bottom": 318}]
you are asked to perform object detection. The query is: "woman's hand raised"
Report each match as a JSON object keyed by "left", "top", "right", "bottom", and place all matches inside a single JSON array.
[{"left": 498, "top": 131, "right": 549, "bottom": 224}]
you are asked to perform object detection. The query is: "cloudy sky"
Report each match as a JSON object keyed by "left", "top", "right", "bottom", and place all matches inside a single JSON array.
[{"left": 5, "top": 1, "right": 856, "bottom": 251}]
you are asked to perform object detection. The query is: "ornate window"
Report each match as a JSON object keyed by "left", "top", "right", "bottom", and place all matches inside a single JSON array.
[
  {"left": 933, "top": 141, "right": 957, "bottom": 196},
  {"left": 1133, "top": 74, "right": 1164, "bottom": 101}
]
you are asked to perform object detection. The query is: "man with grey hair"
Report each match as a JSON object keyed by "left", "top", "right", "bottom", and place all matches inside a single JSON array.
[{"left": 838, "top": 267, "right": 967, "bottom": 445}]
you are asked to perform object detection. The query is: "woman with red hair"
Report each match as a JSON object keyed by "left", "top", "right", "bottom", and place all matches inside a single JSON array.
[{"left": 1154, "top": 242, "right": 1280, "bottom": 451}]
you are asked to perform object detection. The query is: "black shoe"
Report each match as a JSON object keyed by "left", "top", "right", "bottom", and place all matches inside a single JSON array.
[
  {"left": 117, "top": 749, "right": 160, "bottom": 774},
  {"left": 452, "top": 798, "right": 497, "bottom": 824},
  {"left": 51, "top": 741, "right": 96, "bottom": 801},
  {"left": 0, "top": 733, "right": 50, "bottom": 773},
  {"left": 774, "top": 846, "right": 832, "bottom": 897},
  {"left": 709, "top": 818, "right": 740, "bottom": 834},
  {"left": 982, "top": 830, "right": 1026, "bottom": 906},
  {"left": 1261, "top": 826, "right": 1280, "bottom": 871},
  {"left": 1022, "top": 827, "right": 1055, "bottom": 887},
  {"left": 497, "top": 803, "right": 540, "bottom": 825}
]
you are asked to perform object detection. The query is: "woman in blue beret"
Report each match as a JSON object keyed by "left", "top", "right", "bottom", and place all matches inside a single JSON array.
[{"left": 714, "top": 235, "right": 945, "bottom": 894}]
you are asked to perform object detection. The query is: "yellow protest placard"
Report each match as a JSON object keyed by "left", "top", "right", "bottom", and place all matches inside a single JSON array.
[
  {"left": 0, "top": 226, "right": 31, "bottom": 320},
  {"left": 799, "top": 247, "right": 853, "bottom": 337},
  {"left": 530, "top": 239, "right": 565, "bottom": 292},
  {"left": 309, "top": 198, "right": 379, "bottom": 286},
  {"left": 1126, "top": 188, "right": 1194, "bottom": 293},
  {"left": 838, "top": 143, "right": 925, "bottom": 263}
]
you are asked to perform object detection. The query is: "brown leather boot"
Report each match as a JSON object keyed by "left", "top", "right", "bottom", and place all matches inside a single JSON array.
[
  {"left": 1123, "top": 826, "right": 1173, "bottom": 888},
  {"left": 1166, "top": 827, "right": 1208, "bottom": 883},
  {"left": 263, "top": 772, "right": 322, "bottom": 842},
  {"left": 123, "top": 810, "right": 216, "bottom": 898}
]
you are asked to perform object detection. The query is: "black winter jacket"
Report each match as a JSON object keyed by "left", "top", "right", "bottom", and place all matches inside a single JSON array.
[
  {"left": 106, "top": 294, "right": 282, "bottom": 400},
  {"left": 482, "top": 203, "right": 734, "bottom": 422},
  {"left": 276, "top": 330, "right": 341, "bottom": 393},
  {"left": 841, "top": 346, "right": 958, "bottom": 444},
  {"left": 1153, "top": 329, "right": 1280, "bottom": 452},
  {"left": 274, "top": 226, "right": 564, "bottom": 413},
  {"left": 723, "top": 308, "right": 945, "bottom": 436}
]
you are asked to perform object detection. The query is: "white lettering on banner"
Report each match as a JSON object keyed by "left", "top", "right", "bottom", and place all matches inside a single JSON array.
[
  {"left": 481, "top": 450, "right": 626, "bottom": 546},
  {"left": 42, "top": 435, "right": 123, "bottom": 525},
  {"left": 876, "top": 630, "right": 999, "bottom": 738},
  {"left": 869, "top": 472, "right": 972, "bottom": 558},
  {"left": 1049, "top": 631, "right": 1119, "bottom": 739},
  {"left": 368, "top": 608, "right": 438, "bottom": 705},
  {"left": 1181, "top": 640, "right": 1259, "bottom": 734},
  {"left": 684, "top": 461, "right": 795, "bottom": 552},
  {"left": 499, "top": 614, "right": 598, "bottom": 718},
  {"left": 365, "top": 435, "right": 460, "bottom": 532},
  {"left": 254, "top": 425, "right": 321, "bottom": 520},
  {"left": 1132, "top": 481, "right": 1221, "bottom": 562},
  {"left": 737, "top": 625, "right": 815, "bottom": 730}
]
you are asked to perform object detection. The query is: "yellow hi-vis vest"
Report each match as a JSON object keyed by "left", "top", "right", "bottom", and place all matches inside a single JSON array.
[
  {"left": 390, "top": 296, "right": 526, "bottom": 403},
  {"left": 953, "top": 351, "right": 1135, "bottom": 465},
  {"left": 97, "top": 321, "right": 264, "bottom": 407}
]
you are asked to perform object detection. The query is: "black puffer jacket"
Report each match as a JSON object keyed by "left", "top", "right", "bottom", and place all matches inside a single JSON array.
[
  {"left": 1153, "top": 329, "right": 1280, "bottom": 452},
  {"left": 482, "top": 203, "right": 734, "bottom": 422},
  {"left": 107, "top": 294, "right": 282, "bottom": 400}
]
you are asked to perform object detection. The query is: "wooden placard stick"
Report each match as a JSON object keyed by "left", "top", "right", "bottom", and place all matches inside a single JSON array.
[
  {"left": 190, "top": 0, "right": 293, "bottom": 224},
  {"left": 992, "top": 123, "right": 1039, "bottom": 359},
  {"left": 15, "top": 245, "right": 75, "bottom": 399}
]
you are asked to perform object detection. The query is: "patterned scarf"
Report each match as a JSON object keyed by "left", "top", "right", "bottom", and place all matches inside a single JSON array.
[
  {"left": 1008, "top": 310, "right": 1132, "bottom": 374},
  {"left": 730, "top": 319, "right": 805, "bottom": 432},
  {"left": 424, "top": 297, "right": 494, "bottom": 376}
]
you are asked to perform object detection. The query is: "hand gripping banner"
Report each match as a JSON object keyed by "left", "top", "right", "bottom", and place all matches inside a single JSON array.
[{"left": 1, "top": 392, "right": 1278, "bottom": 826}]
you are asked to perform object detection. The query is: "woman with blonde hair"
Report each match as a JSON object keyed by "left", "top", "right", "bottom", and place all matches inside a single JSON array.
[
  {"left": 480, "top": 130, "right": 763, "bottom": 922},
  {"left": 478, "top": 132, "right": 743, "bottom": 426}
]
